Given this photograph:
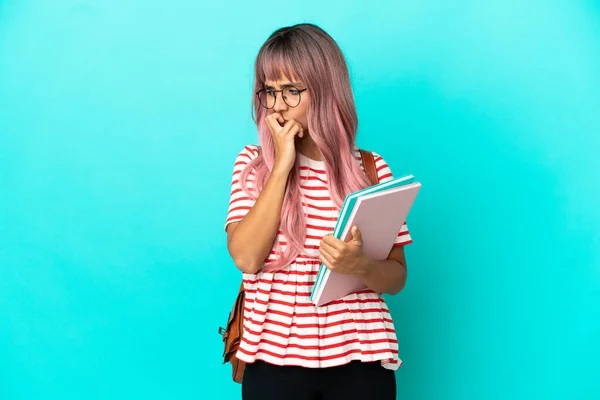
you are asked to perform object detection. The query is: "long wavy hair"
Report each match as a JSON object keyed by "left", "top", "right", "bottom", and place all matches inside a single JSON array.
[{"left": 240, "top": 23, "right": 371, "bottom": 272}]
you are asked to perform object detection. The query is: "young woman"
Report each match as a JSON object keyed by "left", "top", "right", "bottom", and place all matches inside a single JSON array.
[{"left": 224, "top": 23, "right": 412, "bottom": 400}]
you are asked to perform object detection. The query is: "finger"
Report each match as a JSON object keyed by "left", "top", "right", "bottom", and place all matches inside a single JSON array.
[
  {"left": 266, "top": 115, "right": 282, "bottom": 134},
  {"left": 319, "top": 240, "right": 339, "bottom": 258},
  {"left": 269, "top": 112, "right": 283, "bottom": 123},
  {"left": 285, "top": 123, "right": 302, "bottom": 139},
  {"left": 322, "top": 234, "right": 341, "bottom": 246},
  {"left": 266, "top": 121, "right": 281, "bottom": 136},
  {"left": 296, "top": 122, "right": 304, "bottom": 138},
  {"left": 348, "top": 225, "right": 362, "bottom": 244},
  {"left": 270, "top": 112, "right": 284, "bottom": 126},
  {"left": 266, "top": 113, "right": 283, "bottom": 126},
  {"left": 278, "top": 119, "right": 297, "bottom": 136},
  {"left": 319, "top": 254, "right": 334, "bottom": 271},
  {"left": 319, "top": 248, "right": 336, "bottom": 269}
]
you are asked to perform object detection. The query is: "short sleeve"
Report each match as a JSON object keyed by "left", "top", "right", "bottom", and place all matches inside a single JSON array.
[
  {"left": 224, "top": 145, "right": 259, "bottom": 231},
  {"left": 372, "top": 152, "right": 413, "bottom": 246}
]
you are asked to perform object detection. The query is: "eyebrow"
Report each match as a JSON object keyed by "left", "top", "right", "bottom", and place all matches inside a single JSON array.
[{"left": 264, "top": 82, "right": 304, "bottom": 89}]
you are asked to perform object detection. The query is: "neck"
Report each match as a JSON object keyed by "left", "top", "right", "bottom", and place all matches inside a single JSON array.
[{"left": 297, "top": 134, "right": 323, "bottom": 161}]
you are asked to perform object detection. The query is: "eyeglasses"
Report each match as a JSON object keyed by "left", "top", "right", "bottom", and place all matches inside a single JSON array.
[{"left": 255, "top": 87, "right": 308, "bottom": 109}]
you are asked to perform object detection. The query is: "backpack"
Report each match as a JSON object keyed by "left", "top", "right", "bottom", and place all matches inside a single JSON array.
[{"left": 219, "top": 148, "right": 380, "bottom": 383}]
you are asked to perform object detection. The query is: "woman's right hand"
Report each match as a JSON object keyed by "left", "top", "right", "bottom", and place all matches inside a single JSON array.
[{"left": 265, "top": 112, "right": 304, "bottom": 176}]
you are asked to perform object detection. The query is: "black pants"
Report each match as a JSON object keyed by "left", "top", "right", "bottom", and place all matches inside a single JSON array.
[{"left": 242, "top": 360, "right": 396, "bottom": 400}]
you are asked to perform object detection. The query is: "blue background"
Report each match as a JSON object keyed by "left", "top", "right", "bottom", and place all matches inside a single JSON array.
[{"left": 1, "top": 1, "right": 599, "bottom": 399}]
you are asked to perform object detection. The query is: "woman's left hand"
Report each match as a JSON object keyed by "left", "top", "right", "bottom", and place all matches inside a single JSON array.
[{"left": 319, "top": 226, "right": 370, "bottom": 275}]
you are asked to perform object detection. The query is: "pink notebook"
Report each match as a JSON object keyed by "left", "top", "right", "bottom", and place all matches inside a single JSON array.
[{"left": 310, "top": 182, "right": 421, "bottom": 306}]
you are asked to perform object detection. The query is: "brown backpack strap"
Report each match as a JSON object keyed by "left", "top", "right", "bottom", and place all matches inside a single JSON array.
[{"left": 360, "top": 149, "right": 379, "bottom": 186}]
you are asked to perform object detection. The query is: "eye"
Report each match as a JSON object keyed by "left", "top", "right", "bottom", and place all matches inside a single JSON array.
[
  {"left": 265, "top": 89, "right": 275, "bottom": 96},
  {"left": 287, "top": 89, "right": 300, "bottom": 95}
]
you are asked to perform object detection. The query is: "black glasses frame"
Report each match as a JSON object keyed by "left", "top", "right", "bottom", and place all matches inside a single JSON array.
[{"left": 255, "top": 87, "right": 308, "bottom": 109}]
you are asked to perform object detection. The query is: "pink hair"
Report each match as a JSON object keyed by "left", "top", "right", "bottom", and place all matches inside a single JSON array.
[{"left": 240, "top": 24, "right": 371, "bottom": 272}]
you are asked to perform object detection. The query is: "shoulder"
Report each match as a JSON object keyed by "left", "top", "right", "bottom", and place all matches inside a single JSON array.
[
  {"left": 360, "top": 149, "right": 394, "bottom": 182},
  {"left": 233, "top": 144, "right": 260, "bottom": 164},
  {"left": 357, "top": 148, "right": 389, "bottom": 166},
  {"left": 370, "top": 151, "right": 386, "bottom": 165}
]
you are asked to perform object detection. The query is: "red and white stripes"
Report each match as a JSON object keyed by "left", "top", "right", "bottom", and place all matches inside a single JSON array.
[{"left": 225, "top": 145, "right": 411, "bottom": 370}]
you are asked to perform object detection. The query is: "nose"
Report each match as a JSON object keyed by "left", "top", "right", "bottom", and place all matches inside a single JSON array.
[{"left": 273, "top": 92, "right": 288, "bottom": 112}]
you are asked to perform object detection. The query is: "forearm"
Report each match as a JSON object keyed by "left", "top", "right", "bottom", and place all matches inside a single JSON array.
[
  {"left": 357, "top": 254, "right": 407, "bottom": 295},
  {"left": 227, "top": 169, "right": 289, "bottom": 273}
]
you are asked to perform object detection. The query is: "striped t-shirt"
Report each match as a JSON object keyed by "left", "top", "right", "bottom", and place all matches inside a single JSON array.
[{"left": 225, "top": 145, "right": 412, "bottom": 370}]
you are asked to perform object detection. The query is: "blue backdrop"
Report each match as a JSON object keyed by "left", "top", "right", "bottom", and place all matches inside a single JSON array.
[{"left": 1, "top": 1, "right": 599, "bottom": 399}]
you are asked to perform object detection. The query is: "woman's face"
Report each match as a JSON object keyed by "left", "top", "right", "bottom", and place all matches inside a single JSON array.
[{"left": 263, "top": 75, "right": 310, "bottom": 131}]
